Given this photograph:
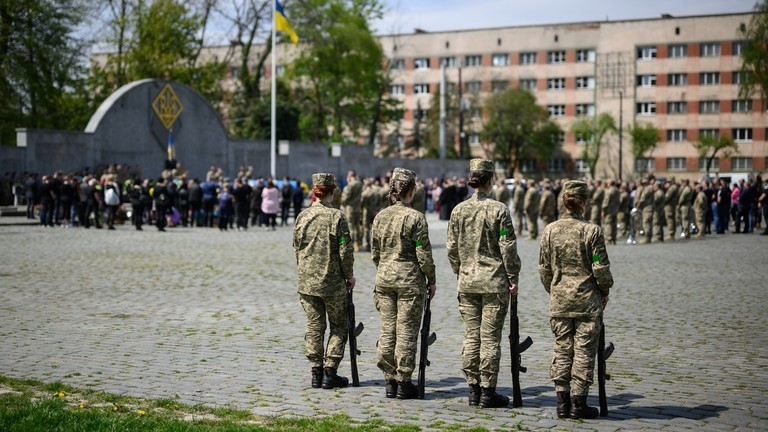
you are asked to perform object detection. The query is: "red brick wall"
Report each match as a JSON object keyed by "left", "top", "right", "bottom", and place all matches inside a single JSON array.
[
  {"left": 565, "top": 77, "right": 575, "bottom": 90},
  {"left": 722, "top": 42, "right": 732, "bottom": 56},
  {"left": 566, "top": 104, "right": 575, "bottom": 117},
  {"left": 686, "top": 157, "right": 698, "bottom": 172},
  {"left": 688, "top": 100, "right": 699, "bottom": 114},
  {"left": 689, "top": 43, "right": 699, "bottom": 57},
  {"left": 688, "top": 129, "right": 699, "bottom": 141},
  {"left": 566, "top": 50, "right": 576, "bottom": 63},
  {"left": 656, "top": 157, "right": 666, "bottom": 172},
  {"left": 688, "top": 72, "right": 699, "bottom": 86},
  {"left": 657, "top": 45, "right": 668, "bottom": 59}
]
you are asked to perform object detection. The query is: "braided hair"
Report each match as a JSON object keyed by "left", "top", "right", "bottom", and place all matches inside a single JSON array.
[{"left": 387, "top": 177, "right": 415, "bottom": 205}]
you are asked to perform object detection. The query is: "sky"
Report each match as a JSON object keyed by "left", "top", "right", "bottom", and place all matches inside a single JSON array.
[{"left": 371, "top": 0, "right": 757, "bottom": 35}]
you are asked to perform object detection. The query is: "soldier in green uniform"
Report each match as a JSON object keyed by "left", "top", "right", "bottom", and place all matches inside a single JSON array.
[
  {"left": 618, "top": 182, "right": 630, "bottom": 237},
  {"left": 411, "top": 179, "right": 427, "bottom": 214},
  {"left": 652, "top": 181, "right": 666, "bottom": 242},
  {"left": 341, "top": 170, "right": 363, "bottom": 251},
  {"left": 590, "top": 180, "right": 604, "bottom": 226},
  {"left": 635, "top": 179, "right": 654, "bottom": 243},
  {"left": 539, "top": 180, "right": 613, "bottom": 420},
  {"left": 447, "top": 159, "right": 521, "bottom": 408},
  {"left": 524, "top": 180, "right": 540, "bottom": 240},
  {"left": 493, "top": 179, "right": 510, "bottom": 206},
  {"left": 601, "top": 180, "right": 620, "bottom": 245},
  {"left": 678, "top": 179, "right": 693, "bottom": 239},
  {"left": 360, "top": 177, "right": 382, "bottom": 252},
  {"left": 371, "top": 167, "right": 436, "bottom": 399},
  {"left": 512, "top": 179, "right": 526, "bottom": 234},
  {"left": 663, "top": 178, "right": 679, "bottom": 241},
  {"left": 293, "top": 173, "right": 356, "bottom": 389},
  {"left": 693, "top": 183, "right": 708, "bottom": 237},
  {"left": 539, "top": 181, "right": 557, "bottom": 228}
]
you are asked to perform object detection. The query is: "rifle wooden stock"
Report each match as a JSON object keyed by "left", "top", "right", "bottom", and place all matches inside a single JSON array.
[
  {"left": 417, "top": 290, "right": 435, "bottom": 399},
  {"left": 347, "top": 291, "right": 363, "bottom": 387},
  {"left": 598, "top": 321, "right": 614, "bottom": 416},
  {"left": 509, "top": 294, "right": 531, "bottom": 408}
]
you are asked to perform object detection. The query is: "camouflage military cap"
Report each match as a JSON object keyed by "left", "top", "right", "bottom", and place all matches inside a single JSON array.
[
  {"left": 391, "top": 167, "right": 416, "bottom": 184},
  {"left": 562, "top": 180, "right": 589, "bottom": 197},
  {"left": 312, "top": 172, "right": 336, "bottom": 187},
  {"left": 469, "top": 158, "right": 494, "bottom": 172}
]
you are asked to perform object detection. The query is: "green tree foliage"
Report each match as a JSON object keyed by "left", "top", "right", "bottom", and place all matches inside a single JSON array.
[
  {"left": 738, "top": 0, "right": 768, "bottom": 100},
  {"left": 628, "top": 122, "right": 661, "bottom": 174},
  {"left": 0, "top": 0, "right": 90, "bottom": 145},
  {"left": 239, "top": 79, "right": 299, "bottom": 140},
  {"left": 482, "top": 88, "right": 562, "bottom": 176},
  {"left": 693, "top": 135, "right": 739, "bottom": 174},
  {"left": 570, "top": 112, "right": 617, "bottom": 179}
]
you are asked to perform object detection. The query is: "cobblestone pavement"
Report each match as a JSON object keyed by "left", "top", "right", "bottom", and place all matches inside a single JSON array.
[{"left": 0, "top": 214, "right": 766, "bottom": 431}]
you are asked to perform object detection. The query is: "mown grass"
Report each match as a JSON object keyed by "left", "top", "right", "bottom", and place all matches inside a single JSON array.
[{"left": 0, "top": 376, "right": 422, "bottom": 431}]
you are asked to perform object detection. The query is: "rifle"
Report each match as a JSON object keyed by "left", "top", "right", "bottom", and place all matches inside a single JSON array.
[
  {"left": 417, "top": 289, "right": 437, "bottom": 399},
  {"left": 347, "top": 290, "right": 364, "bottom": 387},
  {"left": 597, "top": 320, "right": 615, "bottom": 416},
  {"left": 509, "top": 294, "right": 533, "bottom": 408}
]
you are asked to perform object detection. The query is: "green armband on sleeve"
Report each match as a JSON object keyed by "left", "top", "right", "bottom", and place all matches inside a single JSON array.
[
  {"left": 339, "top": 236, "right": 346, "bottom": 245},
  {"left": 499, "top": 227, "right": 508, "bottom": 237}
]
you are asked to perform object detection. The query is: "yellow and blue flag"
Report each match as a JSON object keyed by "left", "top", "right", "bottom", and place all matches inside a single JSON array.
[{"left": 275, "top": 0, "right": 299, "bottom": 45}]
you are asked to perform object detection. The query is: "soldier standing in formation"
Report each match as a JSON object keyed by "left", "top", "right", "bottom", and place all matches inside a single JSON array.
[
  {"left": 539, "top": 181, "right": 557, "bottom": 228},
  {"left": 493, "top": 178, "right": 510, "bottom": 206},
  {"left": 618, "top": 182, "right": 630, "bottom": 238},
  {"left": 293, "top": 173, "right": 356, "bottom": 390},
  {"left": 341, "top": 170, "right": 363, "bottom": 251},
  {"left": 663, "top": 178, "right": 679, "bottom": 241},
  {"left": 512, "top": 179, "right": 526, "bottom": 234},
  {"left": 635, "top": 179, "right": 654, "bottom": 243},
  {"left": 371, "top": 168, "right": 436, "bottom": 400},
  {"left": 602, "top": 180, "right": 620, "bottom": 245},
  {"left": 360, "top": 178, "right": 382, "bottom": 252},
  {"left": 538, "top": 180, "right": 613, "bottom": 420},
  {"left": 590, "top": 180, "right": 604, "bottom": 226},
  {"left": 652, "top": 181, "right": 666, "bottom": 242},
  {"left": 693, "top": 183, "right": 709, "bottom": 237},
  {"left": 524, "top": 180, "right": 540, "bottom": 240},
  {"left": 447, "top": 159, "right": 521, "bottom": 408},
  {"left": 678, "top": 179, "right": 693, "bottom": 239}
]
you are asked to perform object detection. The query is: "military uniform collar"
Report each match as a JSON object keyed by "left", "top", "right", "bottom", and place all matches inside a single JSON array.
[
  {"left": 393, "top": 201, "right": 411, "bottom": 208},
  {"left": 312, "top": 200, "right": 333, "bottom": 208},
  {"left": 475, "top": 191, "right": 491, "bottom": 199},
  {"left": 561, "top": 213, "right": 585, "bottom": 221}
]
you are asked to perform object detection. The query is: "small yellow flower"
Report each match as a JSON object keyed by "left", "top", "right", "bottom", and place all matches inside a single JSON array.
[
  {"left": 112, "top": 405, "right": 118, "bottom": 411},
  {"left": 79, "top": 404, "right": 86, "bottom": 409},
  {"left": 55, "top": 391, "right": 66, "bottom": 398},
  {"left": 137, "top": 410, "right": 146, "bottom": 415}
]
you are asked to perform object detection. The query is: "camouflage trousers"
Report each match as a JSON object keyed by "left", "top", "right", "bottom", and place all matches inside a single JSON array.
[
  {"left": 345, "top": 208, "right": 362, "bottom": 248},
  {"left": 603, "top": 213, "right": 617, "bottom": 244},
  {"left": 361, "top": 210, "right": 375, "bottom": 250},
  {"left": 652, "top": 210, "right": 665, "bottom": 241},
  {"left": 618, "top": 211, "right": 628, "bottom": 237},
  {"left": 299, "top": 293, "right": 348, "bottom": 369},
  {"left": 664, "top": 205, "right": 677, "bottom": 239},
  {"left": 550, "top": 316, "right": 601, "bottom": 396},
  {"left": 679, "top": 206, "right": 692, "bottom": 238},
  {"left": 694, "top": 209, "right": 706, "bottom": 236},
  {"left": 642, "top": 208, "right": 654, "bottom": 241},
  {"left": 526, "top": 212, "right": 538, "bottom": 239},
  {"left": 458, "top": 292, "right": 509, "bottom": 388},
  {"left": 590, "top": 210, "right": 602, "bottom": 227},
  {"left": 374, "top": 285, "right": 425, "bottom": 382},
  {"left": 514, "top": 209, "right": 525, "bottom": 235}
]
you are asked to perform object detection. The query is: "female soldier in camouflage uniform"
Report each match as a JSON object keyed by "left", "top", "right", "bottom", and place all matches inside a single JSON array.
[
  {"left": 447, "top": 159, "right": 521, "bottom": 408},
  {"left": 293, "top": 173, "right": 356, "bottom": 389},
  {"left": 538, "top": 180, "right": 613, "bottom": 419},
  {"left": 371, "top": 167, "right": 436, "bottom": 400}
]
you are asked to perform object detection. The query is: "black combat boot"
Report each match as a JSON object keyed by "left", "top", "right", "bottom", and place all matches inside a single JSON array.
[
  {"left": 468, "top": 383, "right": 481, "bottom": 406},
  {"left": 321, "top": 367, "right": 349, "bottom": 389},
  {"left": 396, "top": 380, "right": 418, "bottom": 399},
  {"left": 570, "top": 395, "right": 599, "bottom": 419},
  {"left": 480, "top": 386, "right": 509, "bottom": 408},
  {"left": 311, "top": 367, "right": 323, "bottom": 389},
  {"left": 556, "top": 391, "right": 571, "bottom": 418},
  {"left": 385, "top": 380, "right": 398, "bottom": 399}
]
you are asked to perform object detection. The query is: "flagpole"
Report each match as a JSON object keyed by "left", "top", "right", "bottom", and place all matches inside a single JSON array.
[{"left": 270, "top": 0, "right": 277, "bottom": 179}]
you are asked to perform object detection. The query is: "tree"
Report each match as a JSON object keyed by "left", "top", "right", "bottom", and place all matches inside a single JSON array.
[
  {"left": 738, "top": 0, "right": 768, "bottom": 101},
  {"left": 628, "top": 122, "right": 661, "bottom": 175},
  {"left": 482, "top": 88, "right": 562, "bottom": 177},
  {"left": 570, "top": 112, "right": 617, "bottom": 179},
  {"left": 0, "top": 0, "right": 91, "bottom": 145},
  {"left": 693, "top": 135, "right": 739, "bottom": 175}
]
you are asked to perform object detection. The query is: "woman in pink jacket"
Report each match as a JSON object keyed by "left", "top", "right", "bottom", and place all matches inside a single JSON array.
[{"left": 261, "top": 181, "right": 280, "bottom": 229}]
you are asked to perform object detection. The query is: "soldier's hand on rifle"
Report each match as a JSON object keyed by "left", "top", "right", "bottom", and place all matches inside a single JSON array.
[
  {"left": 346, "top": 277, "right": 356, "bottom": 291},
  {"left": 508, "top": 283, "right": 519, "bottom": 296},
  {"left": 602, "top": 295, "right": 609, "bottom": 310},
  {"left": 427, "top": 284, "right": 436, "bottom": 300}
]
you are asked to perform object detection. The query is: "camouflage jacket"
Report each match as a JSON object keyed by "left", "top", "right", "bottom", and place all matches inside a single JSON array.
[
  {"left": 293, "top": 201, "right": 354, "bottom": 296},
  {"left": 361, "top": 185, "right": 383, "bottom": 219},
  {"left": 447, "top": 191, "right": 521, "bottom": 293},
  {"left": 539, "top": 213, "right": 613, "bottom": 318},
  {"left": 341, "top": 179, "right": 363, "bottom": 211},
  {"left": 539, "top": 189, "right": 557, "bottom": 217},
  {"left": 494, "top": 186, "right": 510, "bottom": 205},
  {"left": 371, "top": 202, "right": 436, "bottom": 287},
  {"left": 513, "top": 186, "right": 526, "bottom": 212},
  {"left": 602, "top": 187, "right": 620, "bottom": 214},
  {"left": 664, "top": 184, "right": 679, "bottom": 207},
  {"left": 524, "top": 187, "right": 540, "bottom": 214},
  {"left": 678, "top": 185, "right": 692, "bottom": 209},
  {"left": 653, "top": 188, "right": 666, "bottom": 213},
  {"left": 592, "top": 187, "right": 605, "bottom": 211}
]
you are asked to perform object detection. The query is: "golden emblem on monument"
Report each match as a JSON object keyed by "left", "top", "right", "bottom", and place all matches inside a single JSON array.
[{"left": 152, "top": 84, "right": 183, "bottom": 130}]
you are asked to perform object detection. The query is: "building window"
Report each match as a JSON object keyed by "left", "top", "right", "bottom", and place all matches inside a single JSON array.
[
  {"left": 554, "top": 132, "right": 565, "bottom": 144},
  {"left": 637, "top": 102, "right": 656, "bottom": 116},
  {"left": 575, "top": 134, "right": 587, "bottom": 144},
  {"left": 547, "top": 78, "right": 565, "bottom": 90},
  {"left": 733, "top": 71, "right": 746, "bottom": 84},
  {"left": 700, "top": 42, "right": 721, "bottom": 57},
  {"left": 637, "top": 74, "right": 657, "bottom": 87},
  {"left": 576, "top": 103, "right": 595, "bottom": 117},
  {"left": 699, "top": 129, "right": 720, "bottom": 140},
  {"left": 732, "top": 99, "right": 753, "bottom": 113},
  {"left": 576, "top": 49, "right": 595, "bottom": 63},
  {"left": 468, "top": 134, "right": 480, "bottom": 146},
  {"left": 414, "top": 83, "right": 430, "bottom": 94},
  {"left": 669, "top": 44, "right": 688, "bottom": 58},
  {"left": 575, "top": 76, "right": 595, "bottom": 89},
  {"left": 698, "top": 157, "right": 719, "bottom": 171},
  {"left": 637, "top": 46, "right": 657, "bottom": 60},
  {"left": 392, "top": 59, "right": 405, "bottom": 70},
  {"left": 731, "top": 157, "right": 753, "bottom": 171},
  {"left": 668, "top": 73, "right": 688, "bottom": 86},
  {"left": 667, "top": 101, "right": 688, "bottom": 114},
  {"left": 414, "top": 57, "right": 430, "bottom": 69},
  {"left": 491, "top": 80, "right": 509, "bottom": 93},
  {"left": 699, "top": 100, "right": 720, "bottom": 114},
  {"left": 733, "top": 128, "right": 753, "bottom": 142},
  {"left": 733, "top": 41, "right": 744, "bottom": 56},
  {"left": 464, "top": 55, "right": 482, "bottom": 67},
  {"left": 440, "top": 56, "right": 457, "bottom": 68},
  {"left": 575, "top": 159, "right": 590, "bottom": 173},
  {"left": 519, "top": 79, "right": 537, "bottom": 91},
  {"left": 547, "top": 104, "right": 565, "bottom": 118},
  {"left": 547, "top": 158, "right": 565, "bottom": 172},
  {"left": 547, "top": 50, "right": 566, "bottom": 64},
  {"left": 465, "top": 81, "right": 482, "bottom": 93},
  {"left": 519, "top": 159, "right": 536, "bottom": 173},
  {"left": 519, "top": 52, "right": 537, "bottom": 65},
  {"left": 667, "top": 157, "right": 687, "bottom": 171},
  {"left": 390, "top": 84, "right": 404, "bottom": 96},
  {"left": 667, "top": 129, "right": 687, "bottom": 142},
  {"left": 491, "top": 54, "right": 509, "bottom": 67},
  {"left": 414, "top": 108, "right": 428, "bottom": 120},
  {"left": 700, "top": 72, "right": 720, "bottom": 85},
  {"left": 275, "top": 65, "right": 285, "bottom": 76},
  {"left": 635, "top": 158, "right": 654, "bottom": 173}
]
